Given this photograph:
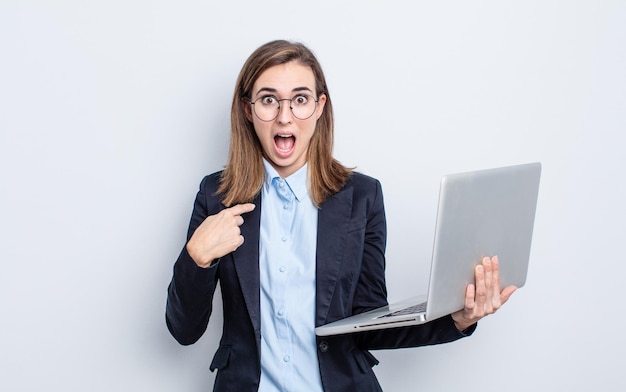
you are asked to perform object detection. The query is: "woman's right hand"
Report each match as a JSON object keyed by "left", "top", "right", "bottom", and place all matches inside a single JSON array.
[{"left": 186, "top": 203, "right": 256, "bottom": 268}]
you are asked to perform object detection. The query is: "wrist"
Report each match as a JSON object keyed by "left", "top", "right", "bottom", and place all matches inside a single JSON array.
[
  {"left": 451, "top": 312, "right": 474, "bottom": 332},
  {"left": 186, "top": 242, "right": 215, "bottom": 268}
]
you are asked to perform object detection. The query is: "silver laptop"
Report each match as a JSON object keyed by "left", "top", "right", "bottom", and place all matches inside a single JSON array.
[{"left": 315, "top": 162, "right": 541, "bottom": 336}]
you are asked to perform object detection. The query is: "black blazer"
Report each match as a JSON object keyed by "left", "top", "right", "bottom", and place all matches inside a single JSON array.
[{"left": 166, "top": 171, "right": 472, "bottom": 391}]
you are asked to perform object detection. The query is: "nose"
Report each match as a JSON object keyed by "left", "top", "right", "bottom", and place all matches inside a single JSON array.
[{"left": 276, "top": 98, "right": 293, "bottom": 123}]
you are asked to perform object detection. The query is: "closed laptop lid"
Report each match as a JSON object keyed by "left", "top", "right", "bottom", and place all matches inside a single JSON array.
[{"left": 425, "top": 162, "right": 541, "bottom": 321}]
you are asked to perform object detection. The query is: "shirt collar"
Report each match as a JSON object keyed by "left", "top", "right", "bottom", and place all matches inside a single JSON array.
[{"left": 262, "top": 158, "right": 309, "bottom": 202}]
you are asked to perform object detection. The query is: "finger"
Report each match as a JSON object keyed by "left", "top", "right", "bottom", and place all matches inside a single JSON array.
[
  {"left": 483, "top": 257, "right": 493, "bottom": 291},
  {"left": 492, "top": 256, "right": 501, "bottom": 290},
  {"left": 474, "top": 264, "right": 487, "bottom": 315},
  {"left": 491, "top": 256, "right": 503, "bottom": 307},
  {"left": 234, "top": 234, "right": 245, "bottom": 251},
  {"left": 483, "top": 257, "right": 495, "bottom": 310},
  {"left": 236, "top": 215, "right": 244, "bottom": 226},
  {"left": 464, "top": 283, "right": 476, "bottom": 311},
  {"left": 221, "top": 231, "right": 245, "bottom": 254},
  {"left": 228, "top": 203, "right": 256, "bottom": 216}
]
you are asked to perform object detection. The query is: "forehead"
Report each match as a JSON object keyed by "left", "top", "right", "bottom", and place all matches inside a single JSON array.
[{"left": 252, "top": 61, "right": 317, "bottom": 96}]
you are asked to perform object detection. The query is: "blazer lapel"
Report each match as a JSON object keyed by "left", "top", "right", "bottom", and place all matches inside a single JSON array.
[
  {"left": 232, "top": 194, "right": 262, "bottom": 337},
  {"left": 315, "top": 184, "right": 353, "bottom": 327}
]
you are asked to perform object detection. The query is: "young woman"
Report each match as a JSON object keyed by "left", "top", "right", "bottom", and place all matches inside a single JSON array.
[{"left": 166, "top": 40, "right": 515, "bottom": 391}]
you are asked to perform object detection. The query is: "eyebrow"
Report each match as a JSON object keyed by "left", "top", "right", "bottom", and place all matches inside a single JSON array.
[{"left": 254, "top": 86, "right": 314, "bottom": 97}]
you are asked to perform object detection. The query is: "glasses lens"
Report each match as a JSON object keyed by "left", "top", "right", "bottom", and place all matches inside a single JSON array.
[
  {"left": 291, "top": 94, "right": 317, "bottom": 120},
  {"left": 253, "top": 96, "right": 279, "bottom": 121}
]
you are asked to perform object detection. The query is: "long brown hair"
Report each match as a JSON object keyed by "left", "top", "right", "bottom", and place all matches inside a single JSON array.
[{"left": 217, "top": 40, "right": 352, "bottom": 207}]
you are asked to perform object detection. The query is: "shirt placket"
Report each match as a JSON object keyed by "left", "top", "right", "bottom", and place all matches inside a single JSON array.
[{"left": 273, "top": 178, "right": 296, "bottom": 377}]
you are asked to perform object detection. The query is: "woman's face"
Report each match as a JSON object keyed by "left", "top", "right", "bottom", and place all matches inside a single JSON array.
[{"left": 247, "top": 61, "right": 326, "bottom": 178}]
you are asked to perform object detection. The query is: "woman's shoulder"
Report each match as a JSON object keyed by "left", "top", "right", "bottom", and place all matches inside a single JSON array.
[
  {"left": 198, "top": 170, "right": 224, "bottom": 191},
  {"left": 194, "top": 171, "right": 227, "bottom": 214},
  {"left": 342, "top": 171, "right": 384, "bottom": 201},
  {"left": 346, "top": 171, "right": 382, "bottom": 188}
]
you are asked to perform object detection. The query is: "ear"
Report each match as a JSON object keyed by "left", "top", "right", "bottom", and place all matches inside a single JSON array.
[{"left": 315, "top": 93, "right": 327, "bottom": 119}]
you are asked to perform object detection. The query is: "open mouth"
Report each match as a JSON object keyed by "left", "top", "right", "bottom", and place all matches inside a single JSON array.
[{"left": 274, "top": 134, "right": 295, "bottom": 156}]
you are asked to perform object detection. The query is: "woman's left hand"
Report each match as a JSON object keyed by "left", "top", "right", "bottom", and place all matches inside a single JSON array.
[{"left": 451, "top": 256, "right": 517, "bottom": 332}]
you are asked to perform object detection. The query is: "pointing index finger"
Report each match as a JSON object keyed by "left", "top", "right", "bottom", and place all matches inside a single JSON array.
[{"left": 227, "top": 203, "right": 256, "bottom": 216}]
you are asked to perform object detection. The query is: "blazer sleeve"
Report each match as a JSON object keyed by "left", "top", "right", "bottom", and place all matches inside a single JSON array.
[{"left": 165, "top": 173, "right": 224, "bottom": 345}]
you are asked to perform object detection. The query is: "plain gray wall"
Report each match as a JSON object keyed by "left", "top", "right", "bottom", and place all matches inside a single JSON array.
[{"left": 1, "top": 0, "right": 625, "bottom": 390}]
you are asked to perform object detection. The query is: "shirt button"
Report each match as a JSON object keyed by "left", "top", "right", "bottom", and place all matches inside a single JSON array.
[
  {"left": 277, "top": 309, "right": 285, "bottom": 316},
  {"left": 281, "top": 236, "right": 288, "bottom": 242},
  {"left": 279, "top": 266, "right": 286, "bottom": 272},
  {"left": 283, "top": 355, "right": 291, "bottom": 362},
  {"left": 318, "top": 341, "right": 329, "bottom": 352}
]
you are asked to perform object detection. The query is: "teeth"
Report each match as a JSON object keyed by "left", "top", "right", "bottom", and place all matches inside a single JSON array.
[{"left": 277, "top": 134, "right": 292, "bottom": 138}]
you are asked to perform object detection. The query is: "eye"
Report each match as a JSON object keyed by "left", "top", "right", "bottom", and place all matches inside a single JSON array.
[
  {"left": 260, "top": 95, "right": 277, "bottom": 105},
  {"left": 292, "top": 94, "right": 309, "bottom": 106}
]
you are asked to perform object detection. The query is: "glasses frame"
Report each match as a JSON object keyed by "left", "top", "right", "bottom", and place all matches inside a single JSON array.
[{"left": 247, "top": 94, "right": 319, "bottom": 122}]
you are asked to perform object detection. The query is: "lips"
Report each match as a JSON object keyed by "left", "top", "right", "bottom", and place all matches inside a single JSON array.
[{"left": 274, "top": 133, "right": 296, "bottom": 157}]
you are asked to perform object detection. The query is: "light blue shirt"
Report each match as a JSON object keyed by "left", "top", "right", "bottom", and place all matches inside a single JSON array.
[{"left": 258, "top": 159, "right": 323, "bottom": 392}]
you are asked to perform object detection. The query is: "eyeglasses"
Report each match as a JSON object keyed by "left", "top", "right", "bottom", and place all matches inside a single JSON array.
[{"left": 248, "top": 94, "right": 319, "bottom": 122}]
